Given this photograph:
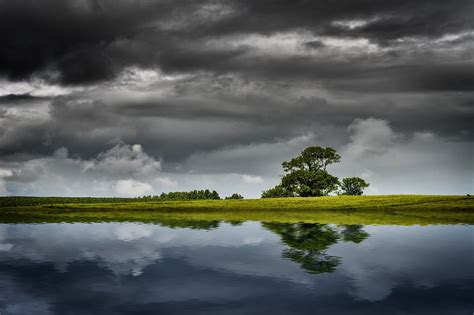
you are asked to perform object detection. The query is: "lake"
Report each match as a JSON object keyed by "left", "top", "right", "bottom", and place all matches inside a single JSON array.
[{"left": 0, "top": 221, "right": 472, "bottom": 314}]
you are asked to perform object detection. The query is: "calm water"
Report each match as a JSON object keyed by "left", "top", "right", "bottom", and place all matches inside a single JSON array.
[{"left": 0, "top": 221, "right": 472, "bottom": 315}]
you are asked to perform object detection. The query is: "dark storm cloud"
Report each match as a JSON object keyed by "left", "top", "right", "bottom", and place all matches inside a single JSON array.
[
  {"left": 0, "top": 93, "right": 45, "bottom": 102},
  {"left": 0, "top": 0, "right": 473, "bottom": 86},
  {"left": 0, "top": 0, "right": 179, "bottom": 83},
  {"left": 193, "top": 0, "right": 473, "bottom": 38}
]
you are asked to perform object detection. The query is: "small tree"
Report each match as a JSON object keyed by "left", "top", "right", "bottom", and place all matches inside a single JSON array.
[
  {"left": 339, "top": 177, "right": 369, "bottom": 195},
  {"left": 225, "top": 193, "right": 244, "bottom": 200}
]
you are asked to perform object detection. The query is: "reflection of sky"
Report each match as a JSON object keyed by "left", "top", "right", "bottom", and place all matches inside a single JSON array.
[{"left": 0, "top": 222, "right": 472, "bottom": 315}]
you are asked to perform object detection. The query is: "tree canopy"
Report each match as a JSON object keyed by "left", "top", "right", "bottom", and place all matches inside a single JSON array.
[
  {"left": 282, "top": 146, "right": 341, "bottom": 173},
  {"left": 281, "top": 169, "right": 339, "bottom": 197},
  {"left": 262, "top": 146, "right": 369, "bottom": 198},
  {"left": 339, "top": 177, "right": 370, "bottom": 195},
  {"left": 262, "top": 146, "right": 341, "bottom": 198}
]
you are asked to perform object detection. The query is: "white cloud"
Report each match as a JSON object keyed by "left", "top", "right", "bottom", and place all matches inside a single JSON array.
[
  {"left": 0, "top": 169, "right": 13, "bottom": 195},
  {"left": 1, "top": 143, "right": 160, "bottom": 197},
  {"left": 331, "top": 18, "right": 380, "bottom": 30},
  {"left": 0, "top": 77, "right": 77, "bottom": 97},
  {"left": 343, "top": 118, "right": 397, "bottom": 159},
  {"left": 155, "top": 177, "right": 178, "bottom": 188},
  {"left": 333, "top": 117, "right": 473, "bottom": 195},
  {"left": 0, "top": 180, "right": 7, "bottom": 195},
  {"left": 85, "top": 143, "right": 161, "bottom": 179},
  {"left": 241, "top": 174, "right": 264, "bottom": 184},
  {"left": 0, "top": 168, "right": 13, "bottom": 178},
  {"left": 115, "top": 179, "right": 153, "bottom": 197}
]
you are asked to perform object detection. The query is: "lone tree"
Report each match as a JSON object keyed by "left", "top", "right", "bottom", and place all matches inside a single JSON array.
[
  {"left": 339, "top": 177, "right": 369, "bottom": 195},
  {"left": 262, "top": 146, "right": 341, "bottom": 197}
]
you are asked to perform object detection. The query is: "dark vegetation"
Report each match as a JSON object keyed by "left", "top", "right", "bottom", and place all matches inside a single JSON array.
[
  {"left": 225, "top": 193, "right": 244, "bottom": 200},
  {"left": 262, "top": 146, "right": 369, "bottom": 198},
  {"left": 140, "top": 189, "right": 221, "bottom": 201}
]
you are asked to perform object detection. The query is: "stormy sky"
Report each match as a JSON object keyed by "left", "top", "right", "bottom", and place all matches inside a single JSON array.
[{"left": 0, "top": 0, "right": 473, "bottom": 197}]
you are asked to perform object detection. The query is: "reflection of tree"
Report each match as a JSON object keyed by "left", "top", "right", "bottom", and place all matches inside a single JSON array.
[
  {"left": 340, "top": 224, "right": 369, "bottom": 244},
  {"left": 155, "top": 219, "right": 221, "bottom": 230},
  {"left": 262, "top": 223, "right": 369, "bottom": 274},
  {"left": 226, "top": 220, "right": 244, "bottom": 227}
]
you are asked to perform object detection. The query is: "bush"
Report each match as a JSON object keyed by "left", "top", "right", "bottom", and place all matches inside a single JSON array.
[{"left": 225, "top": 193, "right": 244, "bottom": 200}]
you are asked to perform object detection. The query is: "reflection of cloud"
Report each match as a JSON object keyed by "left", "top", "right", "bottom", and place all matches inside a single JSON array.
[
  {"left": 114, "top": 223, "right": 154, "bottom": 241},
  {"left": 0, "top": 243, "right": 14, "bottom": 251},
  {"left": 0, "top": 275, "right": 52, "bottom": 315},
  {"left": 0, "top": 225, "right": 14, "bottom": 251},
  {"left": 0, "top": 222, "right": 283, "bottom": 278},
  {"left": 0, "top": 222, "right": 472, "bottom": 304},
  {"left": 0, "top": 223, "right": 165, "bottom": 277},
  {"left": 0, "top": 223, "right": 472, "bottom": 314},
  {"left": 330, "top": 225, "right": 474, "bottom": 301}
]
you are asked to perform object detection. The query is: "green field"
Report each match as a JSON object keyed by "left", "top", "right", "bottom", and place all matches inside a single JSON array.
[{"left": 1, "top": 195, "right": 473, "bottom": 225}]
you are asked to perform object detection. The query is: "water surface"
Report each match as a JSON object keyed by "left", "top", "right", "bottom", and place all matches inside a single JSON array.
[{"left": 0, "top": 221, "right": 472, "bottom": 314}]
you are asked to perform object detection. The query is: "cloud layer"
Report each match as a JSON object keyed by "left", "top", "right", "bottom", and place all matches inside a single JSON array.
[{"left": 0, "top": 0, "right": 472, "bottom": 196}]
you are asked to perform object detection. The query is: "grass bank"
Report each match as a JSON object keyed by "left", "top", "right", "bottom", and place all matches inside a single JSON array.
[{"left": 0, "top": 195, "right": 472, "bottom": 225}]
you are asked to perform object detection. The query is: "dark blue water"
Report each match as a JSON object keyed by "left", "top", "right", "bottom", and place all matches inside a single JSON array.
[{"left": 0, "top": 222, "right": 472, "bottom": 314}]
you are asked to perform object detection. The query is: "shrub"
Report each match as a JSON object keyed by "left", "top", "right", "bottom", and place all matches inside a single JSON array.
[{"left": 225, "top": 193, "right": 244, "bottom": 200}]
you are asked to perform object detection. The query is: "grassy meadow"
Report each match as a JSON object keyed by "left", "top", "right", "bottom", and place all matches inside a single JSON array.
[{"left": 0, "top": 195, "right": 473, "bottom": 225}]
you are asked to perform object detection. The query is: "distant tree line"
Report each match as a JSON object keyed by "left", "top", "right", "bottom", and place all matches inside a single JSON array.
[
  {"left": 139, "top": 190, "right": 247, "bottom": 201},
  {"left": 262, "top": 146, "right": 369, "bottom": 198},
  {"left": 140, "top": 189, "right": 221, "bottom": 201}
]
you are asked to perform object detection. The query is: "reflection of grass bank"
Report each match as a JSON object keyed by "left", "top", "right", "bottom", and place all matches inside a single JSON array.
[{"left": 0, "top": 195, "right": 473, "bottom": 225}]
